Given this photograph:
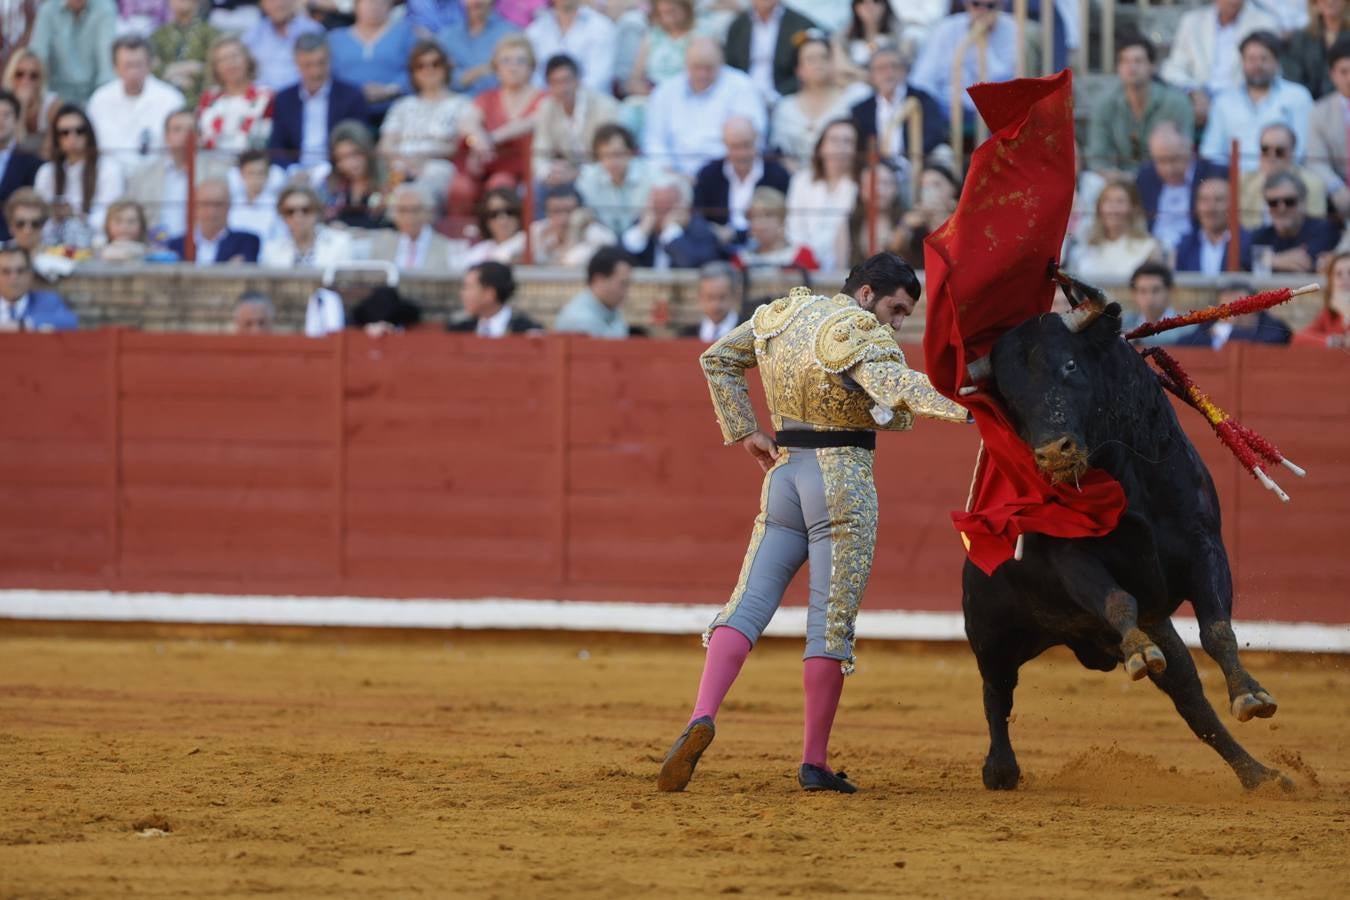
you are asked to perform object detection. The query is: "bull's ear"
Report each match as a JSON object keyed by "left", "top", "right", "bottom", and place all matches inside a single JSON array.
[{"left": 1090, "top": 302, "right": 1124, "bottom": 342}]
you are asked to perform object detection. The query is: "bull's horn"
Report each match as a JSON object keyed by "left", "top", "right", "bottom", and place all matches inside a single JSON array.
[
  {"left": 1059, "top": 297, "right": 1106, "bottom": 333},
  {"left": 966, "top": 356, "right": 992, "bottom": 382}
]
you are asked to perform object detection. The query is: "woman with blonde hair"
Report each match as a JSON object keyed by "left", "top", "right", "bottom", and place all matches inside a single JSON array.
[
  {"left": 1064, "top": 178, "right": 1163, "bottom": 282},
  {"left": 628, "top": 0, "right": 699, "bottom": 96},
  {"left": 1282, "top": 0, "right": 1350, "bottom": 99},
  {"left": 196, "top": 36, "right": 273, "bottom": 154},
  {"left": 98, "top": 198, "right": 151, "bottom": 262},
  {"left": 2, "top": 50, "right": 59, "bottom": 156},
  {"left": 1294, "top": 248, "right": 1350, "bottom": 346}
]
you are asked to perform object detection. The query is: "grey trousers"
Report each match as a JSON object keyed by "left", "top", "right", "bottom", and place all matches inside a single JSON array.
[{"left": 704, "top": 446, "right": 879, "bottom": 674}]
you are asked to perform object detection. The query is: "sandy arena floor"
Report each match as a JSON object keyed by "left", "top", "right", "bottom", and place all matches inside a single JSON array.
[{"left": 1, "top": 627, "right": 1347, "bottom": 899}]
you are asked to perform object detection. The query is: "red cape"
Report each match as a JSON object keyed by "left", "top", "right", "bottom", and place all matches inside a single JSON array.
[{"left": 921, "top": 71, "right": 1126, "bottom": 575}]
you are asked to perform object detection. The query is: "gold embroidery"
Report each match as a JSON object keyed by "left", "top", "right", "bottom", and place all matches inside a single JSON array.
[
  {"left": 699, "top": 319, "right": 759, "bottom": 443},
  {"left": 817, "top": 447, "right": 879, "bottom": 675},
  {"left": 813, "top": 305, "right": 899, "bottom": 374},
  {"left": 704, "top": 451, "right": 790, "bottom": 645},
  {"left": 750, "top": 287, "right": 815, "bottom": 340},
  {"left": 850, "top": 358, "right": 969, "bottom": 423}
]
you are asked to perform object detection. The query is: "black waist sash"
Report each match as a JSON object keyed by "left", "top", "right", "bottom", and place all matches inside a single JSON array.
[{"left": 774, "top": 430, "right": 876, "bottom": 450}]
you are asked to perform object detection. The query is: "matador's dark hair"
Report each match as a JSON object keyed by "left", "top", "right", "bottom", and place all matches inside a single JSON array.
[{"left": 843, "top": 252, "right": 921, "bottom": 301}]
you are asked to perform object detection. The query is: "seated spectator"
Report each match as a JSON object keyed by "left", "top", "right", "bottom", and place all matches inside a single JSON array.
[
  {"left": 96, "top": 197, "right": 150, "bottom": 262},
  {"left": 643, "top": 36, "right": 765, "bottom": 178},
  {"left": 405, "top": 0, "right": 464, "bottom": 38},
  {"left": 2, "top": 51, "right": 60, "bottom": 157},
  {"left": 1175, "top": 178, "right": 1253, "bottom": 274},
  {"left": 367, "top": 183, "right": 455, "bottom": 272},
  {"left": 329, "top": 0, "right": 415, "bottom": 125},
  {"left": 267, "top": 32, "right": 370, "bottom": 176},
  {"left": 1239, "top": 123, "right": 1327, "bottom": 229},
  {"left": 1294, "top": 249, "right": 1350, "bottom": 346},
  {"left": 0, "top": 89, "right": 44, "bottom": 242},
  {"left": 576, "top": 123, "right": 654, "bottom": 236},
  {"left": 1085, "top": 32, "right": 1194, "bottom": 177},
  {"left": 127, "top": 108, "right": 211, "bottom": 238},
  {"left": 87, "top": 35, "right": 186, "bottom": 178},
  {"left": 889, "top": 163, "right": 958, "bottom": 270},
  {"left": 1279, "top": 0, "right": 1347, "bottom": 100},
  {"left": 627, "top": 0, "right": 698, "bottom": 98},
  {"left": 1120, "top": 261, "right": 1199, "bottom": 346},
  {"left": 725, "top": 0, "right": 818, "bottom": 104},
  {"left": 1307, "top": 35, "right": 1350, "bottom": 218},
  {"left": 243, "top": 0, "right": 322, "bottom": 92},
  {"left": 910, "top": 0, "right": 1017, "bottom": 128},
  {"left": 772, "top": 33, "right": 859, "bottom": 173},
  {"left": 260, "top": 183, "right": 355, "bottom": 266},
  {"left": 0, "top": 242, "right": 77, "bottom": 330},
  {"left": 531, "top": 184, "right": 615, "bottom": 267},
  {"left": 694, "top": 116, "right": 790, "bottom": 246},
  {"left": 447, "top": 260, "right": 544, "bottom": 335},
  {"left": 448, "top": 35, "right": 544, "bottom": 232},
  {"left": 678, "top": 260, "right": 750, "bottom": 341},
  {"left": 35, "top": 105, "right": 125, "bottom": 234},
  {"left": 1177, "top": 277, "right": 1292, "bottom": 348},
  {"left": 437, "top": 0, "right": 515, "bottom": 98},
  {"left": 533, "top": 54, "right": 618, "bottom": 191},
  {"left": 464, "top": 186, "right": 527, "bottom": 266},
  {"left": 3, "top": 189, "right": 51, "bottom": 259},
  {"left": 1064, "top": 178, "right": 1163, "bottom": 282},
  {"left": 832, "top": 0, "right": 902, "bottom": 88},
  {"left": 1135, "top": 122, "right": 1227, "bottom": 255},
  {"left": 848, "top": 160, "right": 904, "bottom": 265},
  {"left": 525, "top": 0, "right": 615, "bottom": 95},
  {"left": 318, "top": 120, "right": 389, "bottom": 229},
  {"left": 621, "top": 179, "right": 725, "bottom": 270},
  {"left": 228, "top": 149, "right": 285, "bottom": 242},
  {"left": 233, "top": 290, "right": 274, "bottom": 333},
  {"left": 1159, "top": 0, "right": 1277, "bottom": 127},
  {"left": 1253, "top": 171, "right": 1340, "bottom": 273},
  {"left": 848, "top": 44, "right": 945, "bottom": 181},
  {"left": 167, "top": 178, "right": 261, "bottom": 264},
  {"left": 378, "top": 40, "right": 469, "bottom": 209},
  {"left": 197, "top": 37, "right": 274, "bottom": 155},
  {"left": 734, "top": 185, "right": 819, "bottom": 271},
  {"left": 350, "top": 285, "right": 422, "bottom": 334},
  {"left": 28, "top": 0, "right": 117, "bottom": 105},
  {"left": 786, "top": 118, "right": 860, "bottom": 271},
  {"left": 1200, "top": 31, "right": 1314, "bottom": 174},
  {"left": 150, "top": 0, "right": 219, "bottom": 107},
  {"left": 553, "top": 245, "right": 634, "bottom": 338}
]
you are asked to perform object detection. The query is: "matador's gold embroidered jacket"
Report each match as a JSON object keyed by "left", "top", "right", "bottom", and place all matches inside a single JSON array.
[{"left": 699, "top": 287, "right": 967, "bottom": 442}]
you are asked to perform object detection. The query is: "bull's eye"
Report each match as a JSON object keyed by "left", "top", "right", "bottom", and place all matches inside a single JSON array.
[{"left": 1061, "top": 359, "right": 1077, "bottom": 376}]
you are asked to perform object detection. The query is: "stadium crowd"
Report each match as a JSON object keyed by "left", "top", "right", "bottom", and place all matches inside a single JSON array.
[{"left": 0, "top": 0, "right": 1345, "bottom": 347}]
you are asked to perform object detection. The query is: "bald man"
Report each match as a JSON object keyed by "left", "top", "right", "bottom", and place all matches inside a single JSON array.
[
  {"left": 167, "top": 178, "right": 261, "bottom": 264},
  {"left": 692, "top": 116, "right": 791, "bottom": 246},
  {"left": 643, "top": 36, "right": 767, "bottom": 178},
  {"left": 1135, "top": 121, "right": 1227, "bottom": 252}
]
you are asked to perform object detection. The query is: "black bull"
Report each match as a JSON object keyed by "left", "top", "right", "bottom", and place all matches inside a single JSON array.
[{"left": 962, "top": 303, "right": 1291, "bottom": 792}]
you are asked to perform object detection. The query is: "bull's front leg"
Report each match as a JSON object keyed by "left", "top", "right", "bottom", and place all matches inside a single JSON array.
[
  {"left": 1188, "top": 539, "right": 1278, "bottom": 722},
  {"left": 1046, "top": 542, "right": 1167, "bottom": 680}
]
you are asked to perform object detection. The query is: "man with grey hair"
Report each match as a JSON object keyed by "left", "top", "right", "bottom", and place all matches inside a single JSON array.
[
  {"left": 233, "top": 291, "right": 274, "bottom": 334},
  {"left": 693, "top": 117, "right": 790, "bottom": 247},
  {"left": 266, "top": 31, "right": 369, "bottom": 174},
  {"left": 620, "top": 179, "right": 727, "bottom": 270},
  {"left": 1135, "top": 121, "right": 1226, "bottom": 254},
  {"left": 1251, "top": 169, "right": 1340, "bottom": 273},
  {"left": 679, "top": 261, "right": 749, "bottom": 342},
  {"left": 367, "top": 183, "right": 455, "bottom": 272},
  {"left": 166, "top": 178, "right": 261, "bottom": 264},
  {"left": 1237, "top": 122, "right": 1327, "bottom": 229}
]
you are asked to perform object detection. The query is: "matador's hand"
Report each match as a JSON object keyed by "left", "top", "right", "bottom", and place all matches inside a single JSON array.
[{"left": 740, "top": 431, "right": 780, "bottom": 472}]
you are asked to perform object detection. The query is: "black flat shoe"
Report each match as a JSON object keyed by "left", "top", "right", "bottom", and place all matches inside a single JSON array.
[
  {"left": 656, "top": 716, "right": 715, "bottom": 792},
  {"left": 798, "top": 763, "right": 857, "bottom": 794}
]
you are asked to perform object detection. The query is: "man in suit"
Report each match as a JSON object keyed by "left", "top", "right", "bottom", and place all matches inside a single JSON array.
[
  {"left": 367, "top": 184, "right": 454, "bottom": 273},
  {"left": 1307, "top": 35, "right": 1350, "bottom": 218},
  {"left": 1175, "top": 177, "right": 1252, "bottom": 274},
  {"left": 1238, "top": 122, "right": 1327, "bottom": 228},
  {"left": 1177, "top": 278, "right": 1291, "bottom": 348},
  {"left": 849, "top": 45, "right": 947, "bottom": 171},
  {"left": 266, "top": 31, "right": 369, "bottom": 175},
  {"left": 0, "top": 244, "right": 77, "bottom": 331},
  {"left": 677, "top": 261, "right": 756, "bottom": 342},
  {"left": 129, "top": 109, "right": 227, "bottom": 239},
  {"left": 0, "top": 90, "right": 42, "bottom": 242},
  {"left": 447, "top": 261, "right": 543, "bottom": 336},
  {"left": 692, "top": 117, "right": 789, "bottom": 247},
  {"left": 621, "top": 181, "right": 727, "bottom": 270},
  {"left": 724, "top": 0, "right": 818, "bottom": 102},
  {"left": 1135, "top": 121, "right": 1227, "bottom": 253},
  {"left": 166, "top": 178, "right": 261, "bottom": 264}
]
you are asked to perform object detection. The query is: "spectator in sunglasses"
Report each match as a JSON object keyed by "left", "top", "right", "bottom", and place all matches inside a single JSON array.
[
  {"left": 1, "top": 51, "right": 60, "bottom": 158},
  {"left": 463, "top": 186, "right": 526, "bottom": 266},
  {"left": 259, "top": 183, "right": 354, "bottom": 268},
  {"left": 1238, "top": 122, "right": 1327, "bottom": 229},
  {"left": 0, "top": 89, "right": 42, "bottom": 242},
  {"left": 34, "top": 104, "right": 125, "bottom": 235},
  {"left": 1252, "top": 170, "right": 1339, "bottom": 273}
]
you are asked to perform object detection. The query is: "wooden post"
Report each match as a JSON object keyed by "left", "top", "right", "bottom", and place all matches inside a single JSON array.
[
  {"left": 523, "top": 134, "right": 535, "bottom": 264},
  {"left": 904, "top": 97, "right": 923, "bottom": 203},
  {"left": 868, "top": 143, "right": 879, "bottom": 256},
  {"left": 1013, "top": 0, "right": 1028, "bottom": 78},
  {"left": 1041, "top": 0, "right": 1055, "bottom": 76},
  {"left": 1102, "top": 0, "right": 1115, "bottom": 83},
  {"left": 183, "top": 128, "right": 197, "bottom": 262},
  {"left": 1076, "top": 0, "right": 1089, "bottom": 72},
  {"left": 1227, "top": 138, "right": 1241, "bottom": 272}
]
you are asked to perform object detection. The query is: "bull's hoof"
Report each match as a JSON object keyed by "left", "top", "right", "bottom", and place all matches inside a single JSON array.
[
  {"left": 1125, "top": 643, "right": 1166, "bottom": 681},
  {"left": 1239, "top": 765, "right": 1295, "bottom": 793},
  {"left": 1143, "top": 644, "right": 1166, "bottom": 674},
  {"left": 1232, "top": 690, "right": 1279, "bottom": 722},
  {"left": 982, "top": 758, "right": 1021, "bottom": 791},
  {"left": 1124, "top": 653, "right": 1149, "bottom": 680}
]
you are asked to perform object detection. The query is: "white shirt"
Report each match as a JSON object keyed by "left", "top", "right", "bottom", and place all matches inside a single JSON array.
[
  {"left": 158, "top": 161, "right": 189, "bottom": 237},
  {"left": 34, "top": 156, "right": 126, "bottom": 232},
  {"left": 1198, "top": 230, "right": 1229, "bottom": 275},
  {"left": 395, "top": 226, "right": 433, "bottom": 270},
  {"left": 785, "top": 170, "right": 857, "bottom": 272},
  {"left": 699, "top": 310, "right": 738, "bottom": 343},
  {"left": 86, "top": 74, "right": 185, "bottom": 176},
  {"left": 478, "top": 303, "right": 513, "bottom": 338},
  {"left": 525, "top": 6, "right": 616, "bottom": 95},
  {"left": 749, "top": 3, "right": 785, "bottom": 104},
  {"left": 876, "top": 86, "right": 910, "bottom": 158},
  {"left": 644, "top": 67, "right": 767, "bottom": 176},
  {"left": 724, "top": 159, "right": 762, "bottom": 233},
  {"left": 195, "top": 228, "right": 223, "bottom": 264},
  {"left": 621, "top": 219, "right": 687, "bottom": 269},
  {"left": 299, "top": 81, "right": 332, "bottom": 170},
  {"left": 0, "top": 293, "right": 28, "bottom": 327}
]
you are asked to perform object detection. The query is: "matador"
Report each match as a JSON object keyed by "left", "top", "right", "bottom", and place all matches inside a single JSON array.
[{"left": 657, "top": 253, "right": 970, "bottom": 795}]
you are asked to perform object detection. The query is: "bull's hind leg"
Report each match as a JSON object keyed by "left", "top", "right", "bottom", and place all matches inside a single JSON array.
[
  {"left": 1048, "top": 542, "right": 1166, "bottom": 681},
  {"left": 1142, "top": 618, "right": 1291, "bottom": 791},
  {"left": 1188, "top": 540, "right": 1278, "bottom": 721}
]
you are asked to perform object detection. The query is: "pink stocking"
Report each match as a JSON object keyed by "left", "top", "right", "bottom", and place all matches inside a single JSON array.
[
  {"left": 802, "top": 656, "right": 845, "bottom": 771},
  {"left": 689, "top": 626, "right": 752, "bottom": 723}
]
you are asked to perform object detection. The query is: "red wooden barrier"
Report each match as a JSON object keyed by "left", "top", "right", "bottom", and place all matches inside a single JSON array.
[{"left": 0, "top": 331, "right": 1345, "bottom": 624}]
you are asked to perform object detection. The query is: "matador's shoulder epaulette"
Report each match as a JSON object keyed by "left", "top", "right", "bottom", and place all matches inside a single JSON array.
[
  {"left": 813, "top": 304, "right": 903, "bottom": 374},
  {"left": 751, "top": 286, "right": 818, "bottom": 340}
]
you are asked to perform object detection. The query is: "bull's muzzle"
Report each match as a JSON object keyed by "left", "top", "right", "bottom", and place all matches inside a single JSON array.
[{"left": 1033, "top": 436, "right": 1088, "bottom": 484}]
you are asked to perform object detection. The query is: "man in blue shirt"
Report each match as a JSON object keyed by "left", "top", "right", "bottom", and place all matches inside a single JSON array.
[
  {"left": 553, "top": 246, "right": 634, "bottom": 338},
  {"left": 243, "top": 0, "right": 323, "bottom": 91},
  {"left": 438, "top": 0, "right": 513, "bottom": 97},
  {"left": 1200, "top": 31, "right": 1314, "bottom": 172}
]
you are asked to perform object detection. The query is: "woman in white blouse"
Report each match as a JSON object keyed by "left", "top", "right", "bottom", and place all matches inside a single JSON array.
[
  {"left": 379, "top": 40, "right": 470, "bottom": 210},
  {"left": 786, "top": 118, "right": 861, "bottom": 272},
  {"left": 1064, "top": 178, "right": 1164, "bottom": 283},
  {"left": 34, "top": 105, "right": 124, "bottom": 234},
  {"left": 771, "top": 33, "right": 861, "bottom": 172},
  {"left": 196, "top": 37, "right": 273, "bottom": 156},
  {"left": 259, "top": 185, "right": 355, "bottom": 268}
]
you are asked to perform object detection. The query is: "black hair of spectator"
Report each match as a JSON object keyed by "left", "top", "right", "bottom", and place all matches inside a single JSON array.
[
  {"left": 164, "top": 107, "right": 194, "bottom": 134},
  {"left": 544, "top": 53, "right": 579, "bottom": 79},
  {"left": 294, "top": 32, "right": 329, "bottom": 56},
  {"left": 1239, "top": 30, "right": 1281, "bottom": 59},
  {"left": 471, "top": 261, "right": 516, "bottom": 304},
  {"left": 1129, "top": 260, "right": 1174, "bottom": 289},
  {"left": 1115, "top": 30, "right": 1156, "bottom": 65},
  {"left": 238, "top": 289, "right": 273, "bottom": 307},
  {"left": 1217, "top": 278, "right": 1256, "bottom": 296},
  {"left": 587, "top": 245, "right": 633, "bottom": 284},
  {"left": 111, "top": 34, "right": 151, "bottom": 64},
  {"left": 1330, "top": 34, "right": 1350, "bottom": 71},
  {"left": 848, "top": 0, "right": 895, "bottom": 42},
  {"left": 407, "top": 40, "right": 452, "bottom": 90},
  {"left": 0, "top": 89, "right": 17, "bottom": 118},
  {"left": 351, "top": 286, "right": 422, "bottom": 329},
  {"left": 842, "top": 252, "right": 921, "bottom": 301},
  {"left": 476, "top": 186, "right": 522, "bottom": 236},
  {"left": 591, "top": 122, "right": 637, "bottom": 157},
  {"left": 542, "top": 183, "right": 582, "bottom": 205},
  {"left": 925, "top": 163, "right": 961, "bottom": 195},
  {"left": 47, "top": 105, "right": 99, "bottom": 217},
  {"left": 238, "top": 147, "right": 270, "bottom": 169}
]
